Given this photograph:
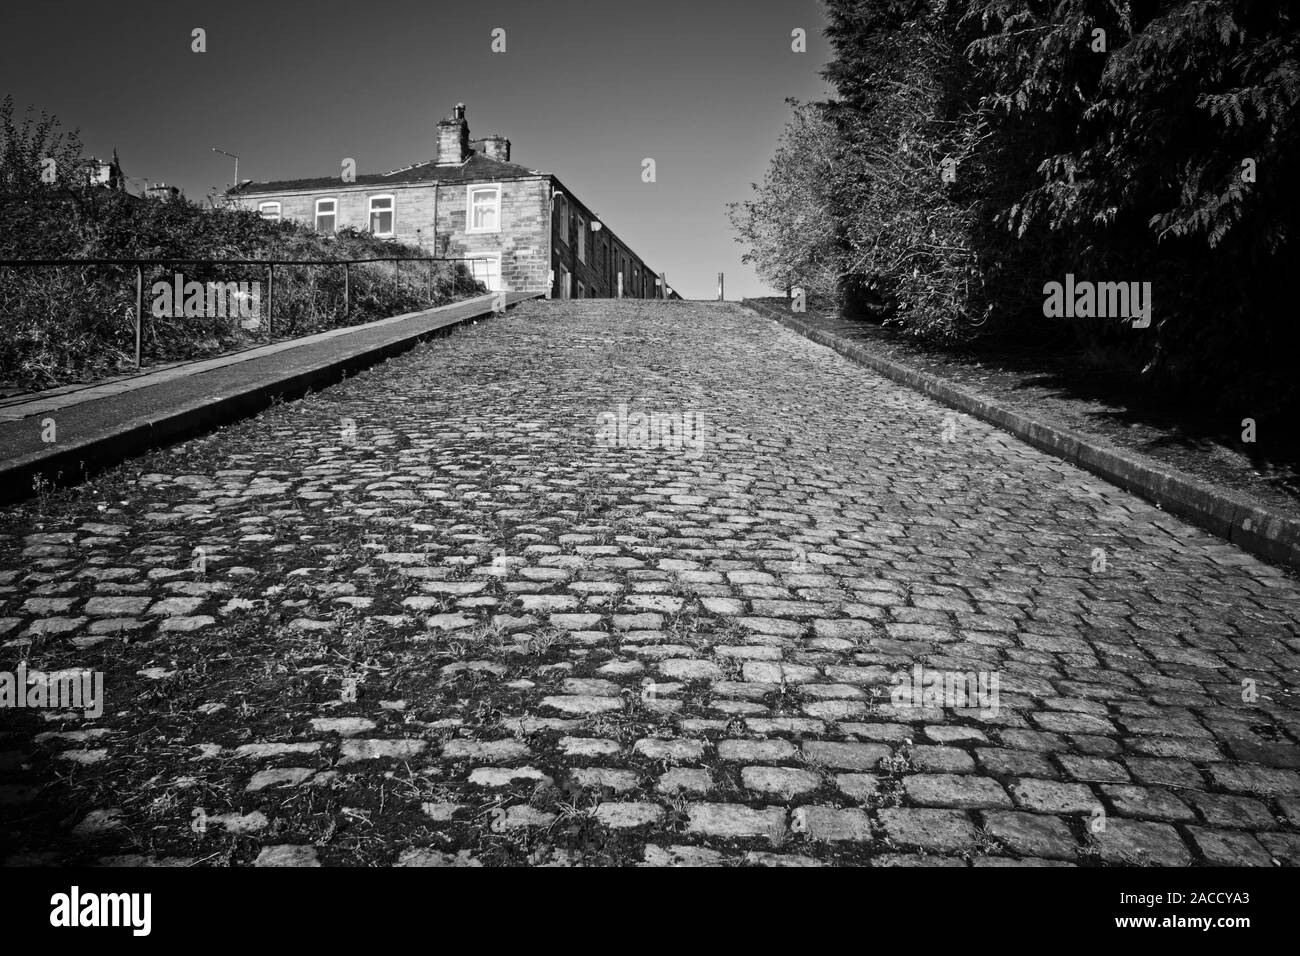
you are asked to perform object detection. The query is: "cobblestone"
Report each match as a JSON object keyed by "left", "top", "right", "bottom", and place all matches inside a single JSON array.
[{"left": 2, "top": 299, "right": 1298, "bottom": 867}]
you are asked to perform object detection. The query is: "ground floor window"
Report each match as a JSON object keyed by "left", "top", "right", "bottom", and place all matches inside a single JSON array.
[{"left": 471, "top": 254, "right": 502, "bottom": 292}]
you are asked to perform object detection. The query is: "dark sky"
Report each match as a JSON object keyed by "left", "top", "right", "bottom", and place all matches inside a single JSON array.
[{"left": 0, "top": 0, "right": 832, "bottom": 299}]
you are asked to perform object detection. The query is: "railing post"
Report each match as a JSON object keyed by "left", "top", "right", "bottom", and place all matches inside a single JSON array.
[
  {"left": 343, "top": 263, "right": 350, "bottom": 320},
  {"left": 134, "top": 265, "right": 143, "bottom": 368},
  {"left": 267, "top": 264, "right": 274, "bottom": 338}
]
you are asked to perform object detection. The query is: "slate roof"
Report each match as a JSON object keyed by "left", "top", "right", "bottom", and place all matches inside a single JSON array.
[{"left": 230, "top": 152, "right": 547, "bottom": 195}]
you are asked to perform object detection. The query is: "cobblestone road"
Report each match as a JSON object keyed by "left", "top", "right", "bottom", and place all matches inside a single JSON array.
[{"left": 3, "top": 299, "right": 1300, "bottom": 867}]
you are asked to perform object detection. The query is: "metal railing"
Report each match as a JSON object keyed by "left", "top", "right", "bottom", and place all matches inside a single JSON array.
[{"left": 0, "top": 255, "right": 494, "bottom": 368}]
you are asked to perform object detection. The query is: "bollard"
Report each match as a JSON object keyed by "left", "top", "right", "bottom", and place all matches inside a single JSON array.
[
  {"left": 717, "top": 272, "right": 724, "bottom": 301},
  {"left": 134, "top": 265, "right": 143, "bottom": 368}
]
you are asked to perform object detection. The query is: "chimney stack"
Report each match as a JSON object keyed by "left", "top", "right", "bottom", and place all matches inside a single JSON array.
[
  {"left": 436, "top": 103, "right": 469, "bottom": 165},
  {"left": 479, "top": 135, "right": 511, "bottom": 163}
]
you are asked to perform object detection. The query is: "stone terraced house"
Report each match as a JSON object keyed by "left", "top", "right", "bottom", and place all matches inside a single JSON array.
[{"left": 230, "top": 104, "right": 674, "bottom": 299}]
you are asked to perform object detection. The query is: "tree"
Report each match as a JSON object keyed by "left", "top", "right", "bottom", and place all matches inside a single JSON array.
[
  {"left": 727, "top": 100, "right": 844, "bottom": 300},
  {"left": 0, "top": 94, "right": 85, "bottom": 196},
  {"left": 733, "top": 1, "right": 1300, "bottom": 422}
]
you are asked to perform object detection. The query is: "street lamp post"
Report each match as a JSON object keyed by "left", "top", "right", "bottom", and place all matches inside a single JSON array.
[
  {"left": 211, "top": 147, "right": 239, "bottom": 189},
  {"left": 591, "top": 220, "right": 604, "bottom": 297}
]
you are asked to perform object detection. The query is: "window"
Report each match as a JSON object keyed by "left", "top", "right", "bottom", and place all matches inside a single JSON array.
[
  {"left": 467, "top": 185, "right": 501, "bottom": 233},
  {"left": 577, "top": 280, "right": 585, "bottom": 298},
  {"left": 558, "top": 196, "right": 570, "bottom": 244},
  {"left": 470, "top": 254, "right": 502, "bottom": 292},
  {"left": 577, "top": 215, "right": 586, "bottom": 263},
  {"left": 315, "top": 198, "right": 337, "bottom": 235},
  {"left": 257, "top": 202, "right": 281, "bottom": 221},
  {"left": 368, "top": 195, "right": 394, "bottom": 237}
]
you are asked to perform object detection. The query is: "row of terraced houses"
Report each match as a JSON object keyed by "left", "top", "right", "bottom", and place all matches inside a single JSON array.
[{"left": 229, "top": 104, "right": 675, "bottom": 300}]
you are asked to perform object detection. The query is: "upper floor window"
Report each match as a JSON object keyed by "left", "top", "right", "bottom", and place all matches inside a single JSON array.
[
  {"left": 315, "top": 198, "right": 337, "bottom": 235},
  {"left": 577, "top": 215, "right": 586, "bottom": 263},
  {"left": 468, "top": 185, "right": 501, "bottom": 233},
  {"left": 558, "top": 196, "right": 570, "bottom": 243},
  {"left": 257, "top": 201, "right": 281, "bottom": 221},
  {"left": 369, "top": 195, "right": 394, "bottom": 237}
]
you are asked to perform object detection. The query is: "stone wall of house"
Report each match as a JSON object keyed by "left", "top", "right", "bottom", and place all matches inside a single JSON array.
[
  {"left": 233, "top": 175, "right": 666, "bottom": 300},
  {"left": 233, "top": 177, "right": 552, "bottom": 293},
  {"left": 435, "top": 177, "right": 551, "bottom": 294},
  {"left": 549, "top": 182, "right": 662, "bottom": 300}
]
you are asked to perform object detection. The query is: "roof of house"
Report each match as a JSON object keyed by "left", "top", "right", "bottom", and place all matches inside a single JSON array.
[{"left": 230, "top": 152, "right": 546, "bottom": 195}]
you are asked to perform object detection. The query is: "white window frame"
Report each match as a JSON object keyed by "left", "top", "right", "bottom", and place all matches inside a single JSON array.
[
  {"left": 257, "top": 201, "right": 281, "bottom": 221},
  {"left": 466, "top": 184, "right": 502, "bottom": 234},
  {"left": 314, "top": 197, "right": 338, "bottom": 235},
  {"left": 368, "top": 194, "right": 395, "bottom": 238},
  {"left": 577, "top": 215, "right": 586, "bottom": 263}
]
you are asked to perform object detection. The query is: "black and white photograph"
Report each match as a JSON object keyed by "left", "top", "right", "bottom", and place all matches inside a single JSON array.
[{"left": 0, "top": 0, "right": 1296, "bottom": 935}]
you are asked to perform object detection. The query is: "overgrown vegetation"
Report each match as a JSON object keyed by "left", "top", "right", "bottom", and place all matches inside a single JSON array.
[
  {"left": 0, "top": 95, "right": 484, "bottom": 390},
  {"left": 730, "top": 2, "right": 1300, "bottom": 440}
]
